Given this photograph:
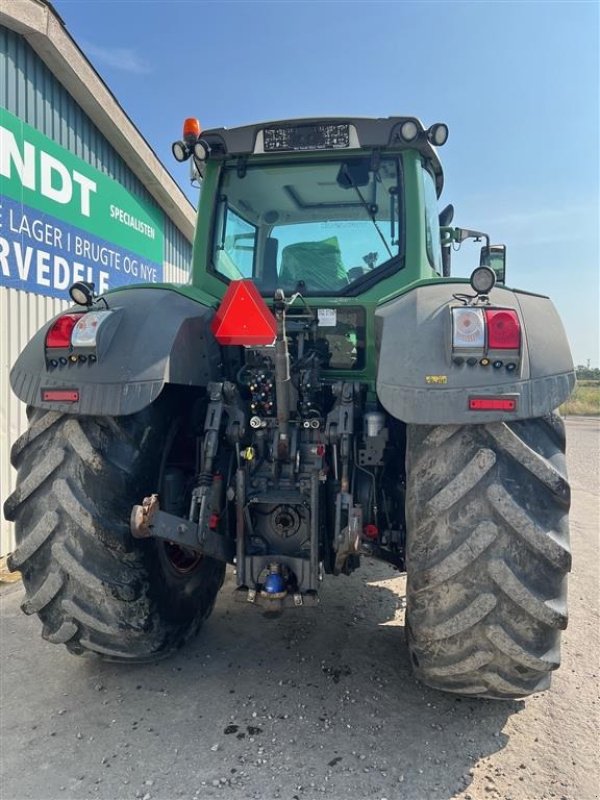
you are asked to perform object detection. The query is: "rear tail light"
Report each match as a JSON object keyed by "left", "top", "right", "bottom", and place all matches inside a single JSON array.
[
  {"left": 485, "top": 309, "right": 521, "bottom": 349},
  {"left": 71, "top": 311, "right": 113, "bottom": 348},
  {"left": 452, "top": 308, "right": 485, "bottom": 349},
  {"left": 452, "top": 306, "right": 521, "bottom": 353},
  {"left": 46, "top": 314, "right": 85, "bottom": 348}
]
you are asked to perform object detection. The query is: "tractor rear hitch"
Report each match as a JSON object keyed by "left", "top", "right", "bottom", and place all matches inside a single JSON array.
[
  {"left": 234, "top": 586, "right": 319, "bottom": 609},
  {"left": 130, "top": 495, "right": 234, "bottom": 563}
]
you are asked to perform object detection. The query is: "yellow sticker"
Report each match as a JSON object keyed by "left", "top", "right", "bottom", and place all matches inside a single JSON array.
[{"left": 425, "top": 375, "right": 448, "bottom": 385}]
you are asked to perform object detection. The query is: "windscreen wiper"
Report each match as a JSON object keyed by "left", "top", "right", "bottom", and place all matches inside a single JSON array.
[{"left": 345, "top": 171, "right": 393, "bottom": 261}]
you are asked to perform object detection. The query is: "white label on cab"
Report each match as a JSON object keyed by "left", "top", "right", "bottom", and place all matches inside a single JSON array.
[{"left": 317, "top": 308, "right": 337, "bottom": 327}]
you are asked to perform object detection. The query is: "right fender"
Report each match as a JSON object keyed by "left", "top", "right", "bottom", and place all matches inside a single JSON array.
[{"left": 375, "top": 282, "right": 575, "bottom": 424}]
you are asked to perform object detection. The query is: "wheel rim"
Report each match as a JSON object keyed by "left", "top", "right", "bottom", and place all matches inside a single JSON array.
[
  {"left": 163, "top": 542, "right": 203, "bottom": 575},
  {"left": 158, "top": 416, "right": 205, "bottom": 578}
]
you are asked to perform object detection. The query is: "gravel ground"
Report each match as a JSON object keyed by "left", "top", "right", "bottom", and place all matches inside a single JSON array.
[{"left": 1, "top": 418, "right": 598, "bottom": 800}]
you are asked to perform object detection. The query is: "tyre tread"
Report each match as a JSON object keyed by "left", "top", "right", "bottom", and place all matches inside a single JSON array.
[
  {"left": 5, "top": 400, "right": 225, "bottom": 661},
  {"left": 405, "top": 413, "right": 570, "bottom": 699}
]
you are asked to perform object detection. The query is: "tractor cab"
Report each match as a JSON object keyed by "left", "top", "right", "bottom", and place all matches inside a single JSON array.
[{"left": 172, "top": 117, "right": 449, "bottom": 301}]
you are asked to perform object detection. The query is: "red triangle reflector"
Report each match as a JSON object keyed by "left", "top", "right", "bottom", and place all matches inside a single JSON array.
[{"left": 211, "top": 280, "right": 277, "bottom": 346}]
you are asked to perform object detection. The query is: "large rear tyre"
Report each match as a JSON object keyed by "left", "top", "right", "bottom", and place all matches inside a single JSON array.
[
  {"left": 405, "top": 414, "right": 571, "bottom": 699},
  {"left": 3, "top": 391, "right": 225, "bottom": 661}
]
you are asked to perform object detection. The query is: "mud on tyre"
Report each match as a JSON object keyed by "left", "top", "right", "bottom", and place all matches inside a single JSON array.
[
  {"left": 4, "top": 390, "right": 225, "bottom": 660},
  {"left": 405, "top": 413, "right": 571, "bottom": 699}
]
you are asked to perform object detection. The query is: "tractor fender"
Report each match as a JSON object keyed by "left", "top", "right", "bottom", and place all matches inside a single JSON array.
[
  {"left": 9, "top": 287, "right": 221, "bottom": 417},
  {"left": 375, "top": 282, "right": 575, "bottom": 424}
]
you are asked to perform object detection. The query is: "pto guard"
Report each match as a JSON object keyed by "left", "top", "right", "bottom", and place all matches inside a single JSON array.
[
  {"left": 9, "top": 287, "right": 221, "bottom": 416},
  {"left": 375, "top": 282, "right": 575, "bottom": 424}
]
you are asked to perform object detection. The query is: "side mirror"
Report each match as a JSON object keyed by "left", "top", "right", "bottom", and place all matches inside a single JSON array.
[{"left": 480, "top": 244, "right": 506, "bottom": 284}]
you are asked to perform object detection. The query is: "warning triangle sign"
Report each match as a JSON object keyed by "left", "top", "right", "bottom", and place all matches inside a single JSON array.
[{"left": 211, "top": 280, "right": 277, "bottom": 346}]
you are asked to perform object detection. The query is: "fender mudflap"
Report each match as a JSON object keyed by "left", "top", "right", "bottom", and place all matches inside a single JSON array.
[
  {"left": 375, "top": 283, "right": 575, "bottom": 425},
  {"left": 9, "top": 288, "right": 221, "bottom": 416}
]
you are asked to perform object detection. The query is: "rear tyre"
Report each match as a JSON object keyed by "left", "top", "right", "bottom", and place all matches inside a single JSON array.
[
  {"left": 404, "top": 414, "right": 571, "bottom": 699},
  {"left": 4, "top": 391, "right": 225, "bottom": 661}
]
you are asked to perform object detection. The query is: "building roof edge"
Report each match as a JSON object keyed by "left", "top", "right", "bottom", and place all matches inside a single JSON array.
[{"left": 0, "top": 0, "right": 196, "bottom": 243}]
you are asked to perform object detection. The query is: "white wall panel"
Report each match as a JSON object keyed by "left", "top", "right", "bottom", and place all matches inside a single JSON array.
[
  {"left": 163, "top": 261, "right": 192, "bottom": 285},
  {"left": 0, "top": 287, "right": 68, "bottom": 556}
]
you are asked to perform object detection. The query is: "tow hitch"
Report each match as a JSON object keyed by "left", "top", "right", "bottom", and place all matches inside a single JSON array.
[{"left": 130, "top": 494, "right": 234, "bottom": 563}]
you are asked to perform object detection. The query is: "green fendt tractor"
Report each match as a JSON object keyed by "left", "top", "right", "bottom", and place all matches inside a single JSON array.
[{"left": 4, "top": 116, "right": 575, "bottom": 699}]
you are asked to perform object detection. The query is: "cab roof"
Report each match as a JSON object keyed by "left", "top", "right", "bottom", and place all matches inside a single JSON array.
[{"left": 200, "top": 116, "right": 445, "bottom": 196}]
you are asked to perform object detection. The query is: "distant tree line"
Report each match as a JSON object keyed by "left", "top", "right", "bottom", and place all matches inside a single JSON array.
[{"left": 576, "top": 365, "right": 600, "bottom": 381}]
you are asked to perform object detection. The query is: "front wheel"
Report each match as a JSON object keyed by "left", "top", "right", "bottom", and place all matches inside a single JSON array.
[
  {"left": 4, "top": 391, "right": 225, "bottom": 660},
  {"left": 404, "top": 414, "right": 571, "bottom": 699}
]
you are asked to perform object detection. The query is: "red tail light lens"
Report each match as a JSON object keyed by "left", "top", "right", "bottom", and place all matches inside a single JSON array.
[
  {"left": 485, "top": 309, "right": 521, "bottom": 349},
  {"left": 45, "top": 314, "right": 84, "bottom": 348}
]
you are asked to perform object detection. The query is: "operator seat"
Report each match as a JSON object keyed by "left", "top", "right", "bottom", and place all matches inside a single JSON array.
[{"left": 279, "top": 237, "right": 349, "bottom": 292}]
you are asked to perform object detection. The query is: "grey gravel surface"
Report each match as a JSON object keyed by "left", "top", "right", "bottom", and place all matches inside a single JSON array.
[{"left": 1, "top": 418, "right": 598, "bottom": 800}]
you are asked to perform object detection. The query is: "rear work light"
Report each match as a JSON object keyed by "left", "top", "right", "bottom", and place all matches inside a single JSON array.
[
  {"left": 485, "top": 309, "right": 521, "bottom": 350},
  {"left": 46, "top": 314, "right": 85, "bottom": 349}
]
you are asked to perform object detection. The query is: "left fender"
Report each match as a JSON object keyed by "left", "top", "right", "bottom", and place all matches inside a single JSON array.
[{"left": 9, "top": 287, "right": 222, "bottom": 417}]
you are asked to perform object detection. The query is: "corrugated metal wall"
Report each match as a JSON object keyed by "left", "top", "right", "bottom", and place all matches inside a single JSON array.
[
  {"left": 164, "top": 216, "right": 194, "bottom": 283},
  {"left": 0, "top": 288, "right": 70, "bottom": 555},
  {"left": 0, "top": 25, "right": 193, "bottom": 556}
]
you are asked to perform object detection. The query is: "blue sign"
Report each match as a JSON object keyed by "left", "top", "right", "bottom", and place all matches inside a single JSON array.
[{"left": 0, "top": 196, "right": 162, "bottom": 300}]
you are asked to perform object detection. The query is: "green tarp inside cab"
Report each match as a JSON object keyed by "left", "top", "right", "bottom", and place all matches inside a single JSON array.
[{"left": 279, "top": 237, "right": 349, "bottom": 292}]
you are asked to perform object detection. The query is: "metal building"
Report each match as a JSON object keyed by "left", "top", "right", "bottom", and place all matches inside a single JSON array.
[{"left": 0, "top": 0, "right": 196, "bottom": 559}]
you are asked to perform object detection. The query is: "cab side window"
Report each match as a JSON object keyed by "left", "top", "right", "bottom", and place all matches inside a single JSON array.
[
  {"left": 422, "top": 166, "right": 442, "bottom": 274},
  {"left": 214, "top": 204, "right": 257, "bottom": 280}
]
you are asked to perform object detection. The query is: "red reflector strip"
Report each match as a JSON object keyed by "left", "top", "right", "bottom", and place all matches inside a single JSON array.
[
  {"left": 42, "top": 389, "right": 79, "bottom": 403},
  {"left": 469, "top": 397, "right": 517, "bottom": 411}
]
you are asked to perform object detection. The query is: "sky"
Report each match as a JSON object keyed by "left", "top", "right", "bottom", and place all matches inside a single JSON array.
[{"left": 53, "top": 0, "right": 599, "bottom": 366}]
